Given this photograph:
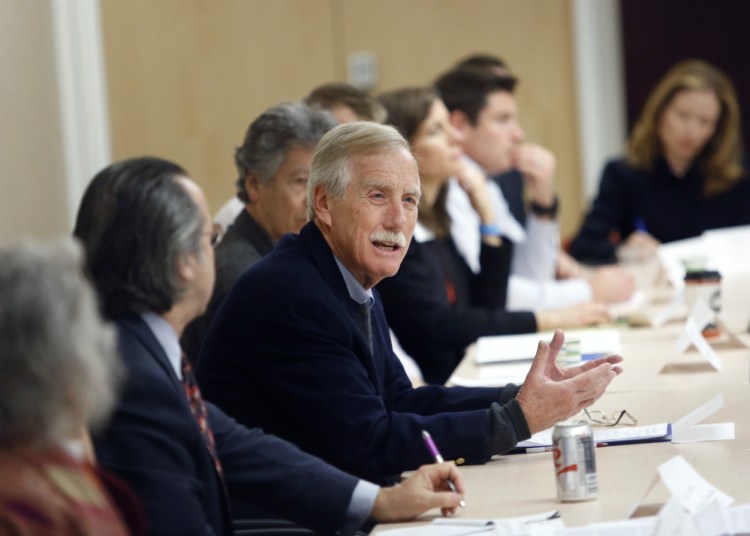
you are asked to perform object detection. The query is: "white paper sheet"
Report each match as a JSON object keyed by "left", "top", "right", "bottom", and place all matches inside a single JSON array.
[
  {"left": 376, "top": 524, "right": 494, "bottom": 536},
  {"left": 541, "top": 503, "right": 750, "bottom": 534},
  {"left": 376, "top": 510, "right": 562, "bottom": 536},
  {"left": 657, "top": 455, "right": 734, "bottom": 513},
  {"left": 518, "top": 393, "right": 734, "bottom": 452},
  {"left": 671, "top": 393, "right": 723, "bottom": 437},
  {"left": 517, "top": 423, "right": 670, "bottom": 450},
  {"left": 476, "top": 329, "right": 621, "bottom": 365},
  {"left": 676, "top": 313, "right": 722, "bottom": 371}
]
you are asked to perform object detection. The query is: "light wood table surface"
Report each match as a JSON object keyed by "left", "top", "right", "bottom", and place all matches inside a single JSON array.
[
  {"left": 374, "top": 262, "right": 750, "bottom": 533},
  {"left": 373, "top": 384, "right": 750, "bottom": 532}
]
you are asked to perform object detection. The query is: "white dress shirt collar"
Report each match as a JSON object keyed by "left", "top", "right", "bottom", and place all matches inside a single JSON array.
[{"left": 140, "top": 311, "right": 183, "bottom": 381}]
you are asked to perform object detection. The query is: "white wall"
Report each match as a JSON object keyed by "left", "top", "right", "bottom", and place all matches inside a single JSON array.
[
  {"left": 0, "top": 1, "right": 68, "bottom": 241},
  {"left": 0, "top": 0, "right": 109, "bottom": 242},
  {"left": 571, "top": 0, "right": 628, "bottom": 203}
]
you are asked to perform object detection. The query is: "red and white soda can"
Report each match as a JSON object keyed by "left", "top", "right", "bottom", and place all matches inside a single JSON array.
[{"left": 552, "top": 422, "right": 598, "bottom": 501}]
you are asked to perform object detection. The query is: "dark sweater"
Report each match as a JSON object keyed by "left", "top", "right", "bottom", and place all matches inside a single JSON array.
[
  {"left": 569, "top": 157, "right": 750, "bottom": 263},
  {"left": 182, "top": 209, "right": 274, "bottom": 362}
]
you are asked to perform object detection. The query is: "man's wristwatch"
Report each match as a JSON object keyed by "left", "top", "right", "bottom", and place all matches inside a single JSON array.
[{"left": 529, "top": 196, "right": 559, "bottom": 218}]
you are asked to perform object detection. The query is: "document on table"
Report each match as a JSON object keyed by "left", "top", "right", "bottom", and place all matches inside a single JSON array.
[
  {"left": 543, "top": 503, "right": 750, "bottom": 534},
  {"left": 676, "top": 301, "right": 722, "bottom": 370},
  {"left": 475, "top": 329, "right": 621, "bottom": 365},
  {"left": 514, "top": 393, "right": 734, "bottom": 453},
  {"left": 670, "top": 393, "right": 734, "bottom": 443},
  {"left": 450, "top": 362, "right": 530, "bottom": 387},
  {"left": 376, "top": 510, "right": 562, "bottom": 535},
  {"left": 658, "top": 455, "right": 733, "bottom": 512},
  {"left": 515, "top": 423, "right": 672, "bottom": 452}
]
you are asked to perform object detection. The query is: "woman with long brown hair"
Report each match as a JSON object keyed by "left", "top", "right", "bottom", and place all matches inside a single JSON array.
[
  {"left": 570, "top": 59, "right": 750, "bottom": 263},
  {"left": 377, "top": 87, "right": 610, "bottom": 384}
]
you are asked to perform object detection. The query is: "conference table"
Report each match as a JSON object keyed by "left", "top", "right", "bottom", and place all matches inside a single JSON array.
[{"left": 373, "top": 261, "right": 750, "bottom": 533}]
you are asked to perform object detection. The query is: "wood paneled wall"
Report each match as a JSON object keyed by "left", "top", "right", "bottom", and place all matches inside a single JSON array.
[{"left": 101, "top": 0, "right": 583, "bottom": 237}]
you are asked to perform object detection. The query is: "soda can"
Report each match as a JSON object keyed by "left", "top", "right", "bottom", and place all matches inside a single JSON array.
[{"left": 552, "top": 422, "right": 598, "bottom": 501}]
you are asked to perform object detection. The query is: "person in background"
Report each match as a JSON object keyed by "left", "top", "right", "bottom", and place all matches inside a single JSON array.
[
  {"left": 0, "top": 240, "right": 139, "bottom": 536},
  {"left": 305, "top": 81, "right": 427, "bottom": 383},
  {"left": 182, "top": 102, "right": 336, "bottom": 361},
  {"left": 435, "top": 66, "right": 633, "bottom": 317},
  {"left": 569, "top": 59, "right": 750, "bottom": 264},
  {"left": 197, "top": 122, "right": 623, "bottom": 486},
  {"left": 454, "top": 53, "right": 586, "bottom": 281},
  {"left": 305, "top": 81, "right": 387, "bottom": 124},
  {"left": 376, "top": 87, "right": 626, "bottom": 384},
  {"left": 74, "top": 156, "right": 467, "bottom": 536},
  {"left": 214, "top": 84, "right": 386, "bottom": 230}
]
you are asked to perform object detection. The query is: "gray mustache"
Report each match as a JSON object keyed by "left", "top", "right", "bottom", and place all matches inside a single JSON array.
[{"left": 370, "top": 231, "right": 407, "bottom": 247}]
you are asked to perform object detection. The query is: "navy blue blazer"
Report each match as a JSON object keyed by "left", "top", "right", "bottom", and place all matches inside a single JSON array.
[
  {"left": 197, "top": 222, "right": 520, "bottom": 485},
  {"left": 95, "top": 314, "right": 359, "bottom": 536}
]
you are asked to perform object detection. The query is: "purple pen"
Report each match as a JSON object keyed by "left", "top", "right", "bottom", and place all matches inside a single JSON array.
[{"left": 421, "top": 430, "right": 466, "bottom": 507}]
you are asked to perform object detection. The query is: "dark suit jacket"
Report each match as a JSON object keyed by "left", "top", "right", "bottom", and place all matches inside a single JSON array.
[
  {"left": 182, "top": 210, "right": 274, "bottom": 362},
  {"left": 493, "top": 170, "right": 527, "bottom": 226},
  {"left": 96, "top": 314, "right": 359, "bottom": 536},
  {"left": 197, "top": 222, "right": 524, "bottom": 486}
]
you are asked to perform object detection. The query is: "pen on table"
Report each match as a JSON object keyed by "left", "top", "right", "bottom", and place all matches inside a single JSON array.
[
  {"left": 420, "top": 430, "right": 466, "bottom": 508},
  {"left": 524, "top": 446, "right": 554, "bottom": 454},
  {"left": 524, "top": 442, "right": 608, "bottom": 454}
]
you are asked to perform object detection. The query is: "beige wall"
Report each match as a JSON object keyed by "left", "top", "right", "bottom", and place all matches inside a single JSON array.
[
  {"left": 0, "top": 1, "right": 69, "bottom": 242},
  {"left": 101, "top": 0, "right": 583, "bottom": 237}
]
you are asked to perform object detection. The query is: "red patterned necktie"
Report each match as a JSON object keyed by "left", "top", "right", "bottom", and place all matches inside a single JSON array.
[{"left": 181, "top": 355, "right": 226, "bottom": 486}]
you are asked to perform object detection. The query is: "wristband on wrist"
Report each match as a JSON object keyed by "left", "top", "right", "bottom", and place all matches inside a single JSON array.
[
  {"left": 529, "top": 196, "right": 559, "bottom": 218},
  {"left": 479, "top": 223, "right": 502, "bottom": 237}
]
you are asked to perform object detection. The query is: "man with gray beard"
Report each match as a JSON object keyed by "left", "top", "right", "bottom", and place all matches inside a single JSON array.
[{"left": 197, "top": 122, "right": 623, "bottom": 487}]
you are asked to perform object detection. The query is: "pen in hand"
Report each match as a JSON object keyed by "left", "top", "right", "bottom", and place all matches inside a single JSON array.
[
  {"left": 633, "top": 216, "right": 648, "bottom": 234},
  {"left": 421, "top": 430, "right": 466, "bottom": 508}
]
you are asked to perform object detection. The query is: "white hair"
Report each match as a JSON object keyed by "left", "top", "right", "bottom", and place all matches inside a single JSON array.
[
  {"left": 0, "top": 239, "right": 122, "bottom": 448},
  {"left": 307, "top": 122, "right": 411, "bottom": 221}
]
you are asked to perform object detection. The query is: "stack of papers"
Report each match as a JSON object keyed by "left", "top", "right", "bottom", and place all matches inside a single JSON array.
[
  {"left": 475, "top": 329, "right": 621, "bottom": 365},
  {"left": 513, "top": 393, "right": 733, "bottom": 454},
  {"left": 515, "top": 423, "right": 672, "bottom": 453}
]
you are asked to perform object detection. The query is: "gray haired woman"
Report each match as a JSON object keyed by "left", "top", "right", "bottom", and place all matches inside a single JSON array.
[{"left": 0, "top": 240, "right": 136, "bottom": 535}]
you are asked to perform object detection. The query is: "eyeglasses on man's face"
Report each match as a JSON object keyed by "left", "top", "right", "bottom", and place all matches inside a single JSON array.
[{"left": 204, "top": 223, "right": 223, "bottom": 247}]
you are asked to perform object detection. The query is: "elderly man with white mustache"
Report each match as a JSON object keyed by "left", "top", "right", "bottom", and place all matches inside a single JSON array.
[{"left": 196, "top": 122, "right": 623, "bottom": 492}]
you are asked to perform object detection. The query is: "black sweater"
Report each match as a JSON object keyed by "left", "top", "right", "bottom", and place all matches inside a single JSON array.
[
  {"left": 569, "top": 157, "right": 750, "bottom": 263},
  {"left": 378, "top": 234, "right": 536, "bottom": 385}
]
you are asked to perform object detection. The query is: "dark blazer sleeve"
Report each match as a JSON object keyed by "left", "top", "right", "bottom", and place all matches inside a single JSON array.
[
  {"left": 200, "top": 282, "right": 502, "bottom": 484},
  {"left": 209, "top": 404, "right": 359, "bottom": 535},
  {"left": 569, "top": 160, "right": 633, "bottom": 263}
]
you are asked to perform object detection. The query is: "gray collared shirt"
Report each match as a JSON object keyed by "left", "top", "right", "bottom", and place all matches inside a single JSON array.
[{"left": 334, "top": 256, "right": 374, "bottom": 306}]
